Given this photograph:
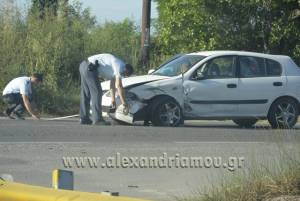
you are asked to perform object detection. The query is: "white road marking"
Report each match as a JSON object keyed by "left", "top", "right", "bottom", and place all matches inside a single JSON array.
[
  {"left": 0, "top": 141, "right": 267, "bottom": 144},
  {"left": 0, "top": 142, "right": 91, "bottom": 144},
  {"left": 174, "top": 141, "right": 267, "bottom": 144}
]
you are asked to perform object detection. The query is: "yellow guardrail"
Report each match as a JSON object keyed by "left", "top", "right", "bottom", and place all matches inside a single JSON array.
[{"left": 0, "top": 180, "right": 152, "bottom": 201}]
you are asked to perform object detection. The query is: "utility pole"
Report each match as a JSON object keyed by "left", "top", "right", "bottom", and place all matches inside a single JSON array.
[{"left": 141, "top": 0, "right": 151, "bottom": 68}]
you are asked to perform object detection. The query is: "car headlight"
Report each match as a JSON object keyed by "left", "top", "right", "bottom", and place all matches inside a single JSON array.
[
  {"left": 104, "top": 90, "right": 111, "bottom": 97},
  {"left": 126, "top": 92, "right": 138, "bottom": 101},
  {"left": 104, "top": 90, "right": 137, "bottom": 101}
]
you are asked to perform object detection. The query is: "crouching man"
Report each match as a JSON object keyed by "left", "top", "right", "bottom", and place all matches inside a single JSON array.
[
  {"left": 79, "top": 53, "right": 134, "bottom": 125},
  {"left": 2, "top": 73, "right": 43, "bottom": 120}
]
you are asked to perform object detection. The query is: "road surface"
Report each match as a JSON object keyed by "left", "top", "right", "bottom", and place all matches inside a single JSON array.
[{"left": 0, "top": 119, "right": 299, "bottom": 200}]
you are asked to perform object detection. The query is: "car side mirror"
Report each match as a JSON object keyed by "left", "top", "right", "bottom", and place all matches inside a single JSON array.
[
  {"left": 192, "top": 72, "right": 205, "bottom": 80},
  {"left": 148, "top": 69, "right": 155, "bottom": 75}
]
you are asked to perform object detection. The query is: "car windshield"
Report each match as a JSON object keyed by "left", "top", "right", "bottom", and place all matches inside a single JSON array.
[{"left": 153, "top": 55, "right": 206, "bottom": 77}]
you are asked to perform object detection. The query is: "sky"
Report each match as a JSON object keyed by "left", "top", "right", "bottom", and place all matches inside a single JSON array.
[{"left": 15, "top": 0, "right": 158, "bottom": 24}]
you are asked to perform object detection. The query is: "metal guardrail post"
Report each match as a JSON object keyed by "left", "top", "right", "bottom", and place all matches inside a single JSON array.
[{"left": 52, "top": 169, "right": 74, "bottom": 190}]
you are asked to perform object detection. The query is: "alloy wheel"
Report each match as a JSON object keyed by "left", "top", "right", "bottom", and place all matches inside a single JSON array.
[
  {"left": 158, "top": 102, "right": 181, "bottom": 126},
  {"left": 275, "top": 102, "right": 297, "bottom": 128}
]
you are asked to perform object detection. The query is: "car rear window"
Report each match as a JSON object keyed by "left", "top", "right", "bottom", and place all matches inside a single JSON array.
[
  {"left": 266, "top": 59, "right": 282, "bottom": 76},
  {"left": 239, "top": 56, "right": 283, "bottom": 78}
]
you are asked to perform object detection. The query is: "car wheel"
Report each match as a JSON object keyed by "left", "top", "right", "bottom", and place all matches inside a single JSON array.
[
  {"left": 268, "top": 98, "right": 299, "bottom": 129},
  {"left": 151, "top": 97, "right": 183, "bottom": 127},
  {"left": 232, "top": 119, "right": 258, "bottom": 128}
]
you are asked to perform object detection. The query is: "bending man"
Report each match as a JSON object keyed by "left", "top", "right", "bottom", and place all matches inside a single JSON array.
[{"left": 79, "top": 53, "right": 134, "bottom": 125}]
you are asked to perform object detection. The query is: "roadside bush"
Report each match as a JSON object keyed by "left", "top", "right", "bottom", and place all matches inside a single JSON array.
[
  {"left": 86, "top": 19, "right": 141, "bottom": 70},
  {"left": 0, "top": 0, "right": 145, "bottom": 115}
]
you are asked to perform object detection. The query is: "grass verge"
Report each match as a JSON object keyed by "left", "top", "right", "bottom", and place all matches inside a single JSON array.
[
  {"left": 36, "top": 85, "right": 80, "bottom": 116},
  {"left": 0, "top": 84, "right": 80, "bottom": 117},
  {"left": 179, "top": 145, "right": 300, "bottom": 201}
]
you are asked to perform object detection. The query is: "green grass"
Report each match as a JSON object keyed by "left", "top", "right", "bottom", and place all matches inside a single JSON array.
[
  {"left": 0, "top": 84, "right": 80, "bottom": 117},
  {"left": 36, "top": 84, "right": 80, "bottom": 116},
  {"left": 179, "top": 146, "right": 300, "bottom": 201}
]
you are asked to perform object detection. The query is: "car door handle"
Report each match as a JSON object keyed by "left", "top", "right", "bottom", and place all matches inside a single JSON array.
[
  {"left": 273, "top": 82, "right": 283, "bottom": 87},
  {"left": 227, "top": 84, "right": 237, "bottom": 88}
]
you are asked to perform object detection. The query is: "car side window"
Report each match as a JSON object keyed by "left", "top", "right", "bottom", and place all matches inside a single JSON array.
[
  {"left": 266, "top": 59, "right": 282, "bottom": 76},
  {"left": 201, "top": 56, "right": 236, "bottom": 79},
  {"left": 239, "top": 56, "right": 265, "bottom": 78}
]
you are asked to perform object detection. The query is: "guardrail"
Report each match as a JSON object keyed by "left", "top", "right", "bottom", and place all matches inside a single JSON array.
[{"left": 0, "top": 180, "right": 152, "bottom": 201}]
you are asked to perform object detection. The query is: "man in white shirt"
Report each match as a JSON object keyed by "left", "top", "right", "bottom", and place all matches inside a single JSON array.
[
  {"left": 2, "top": 74, "right": 43, "bottom": 120},
  {"left": 79, "top": 53, "right": 134, "bottom": 125}
]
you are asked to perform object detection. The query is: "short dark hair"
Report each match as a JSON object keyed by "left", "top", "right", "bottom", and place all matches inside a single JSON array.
[
  {"left": 32, "top": 73, "right": 43, "bottom": 82},
  {"left": 125, "top": 64, "right": 134, "bottom": 76}
]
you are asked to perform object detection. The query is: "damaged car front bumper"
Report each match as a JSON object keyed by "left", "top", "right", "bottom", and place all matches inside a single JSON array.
[{"left": 102, "top": 90, "right": 147, "bottom": 124}]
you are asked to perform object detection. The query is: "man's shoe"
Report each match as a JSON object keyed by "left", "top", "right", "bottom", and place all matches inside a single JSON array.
[
  {"left": 3, "top": 109, "right": 15, "bottom": 119},
  {"left": 80, "top": 119, "right": 93, "bottom": 125},
  {"left": 93, "top": 120, "right": 111, "bottom": 126},
  {"left": 10, "top": 112, "right": 25, "bottom": 120}
]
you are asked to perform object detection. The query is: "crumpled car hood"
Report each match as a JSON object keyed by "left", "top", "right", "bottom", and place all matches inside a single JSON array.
[{"left": 101, "top": 75, "right": 169, "bottom": 91}]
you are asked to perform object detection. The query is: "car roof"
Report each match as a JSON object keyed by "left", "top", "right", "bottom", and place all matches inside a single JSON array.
[
  {"left": 187, "top": 50, "right": 300, "bottom": 75},
  {"left": 189, "top": 50, "right": 287, "bottom": 57}
]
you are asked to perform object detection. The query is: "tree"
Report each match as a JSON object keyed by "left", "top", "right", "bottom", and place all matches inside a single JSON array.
[
  {"left": 31, "top": 0, "right": 59, "bottom": 18},
  {"left": 155, "top": 0, "right": 216, "bottom": 54},
  {"left": 0, "top": 0, "right": 142, "bottom": 114},
  {"left": 86, "top": 19, "right": 140, "bottom": 71},
  {"left": 202, "top": 0, "right": 300, "bottom": 54},
  {"left": 155, "top": 0, "right": 300, "bottom": 64}
]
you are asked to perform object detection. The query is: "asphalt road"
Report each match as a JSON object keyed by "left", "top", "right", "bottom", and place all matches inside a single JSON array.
[{"left": 0, "top": 118, "right": 299, "bottom": 201}]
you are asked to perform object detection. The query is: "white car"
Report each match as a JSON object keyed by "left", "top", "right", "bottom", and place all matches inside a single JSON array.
[{"left": 101, "top": 51, "right": 300, "bottom": 128}]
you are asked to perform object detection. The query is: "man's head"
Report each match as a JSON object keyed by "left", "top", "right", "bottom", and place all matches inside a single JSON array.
[
  {"left": 31, "top": 73, "right": 43, "bottom": 85},
  {"left": 123, "top": 64, "right": 134, "bottom": 77}
]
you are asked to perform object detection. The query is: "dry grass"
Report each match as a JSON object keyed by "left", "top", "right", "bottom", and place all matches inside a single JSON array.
[{"left": 179, "top": 146, "right": 300, "bottom": 201}]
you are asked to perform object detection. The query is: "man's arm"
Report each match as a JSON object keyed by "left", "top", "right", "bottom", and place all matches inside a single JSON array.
[
  {"left": 110, "top": 78, "right": 116, "bottom": 107},
  {"left": 115, "top": 77, "right": 127, "bottom": 106},
  {"left": 111, "top": 59, "right": 129, "bottom": 113},
  {"left": 22, "top": 94, "right": 39, "bottom": 119},
  {"left": 111, "top": 59, "right": 124, "bottom": 103}
]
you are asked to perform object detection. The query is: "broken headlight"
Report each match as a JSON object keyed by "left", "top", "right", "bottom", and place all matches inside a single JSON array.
[
  {"left": 126, "top": 92, "right": 138, "bottom": 101},
  {"left": 104, "top": 90, "right": 111, "bottom": 97}
]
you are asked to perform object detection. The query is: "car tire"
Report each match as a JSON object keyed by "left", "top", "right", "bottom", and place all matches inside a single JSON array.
[
  {"left": 150, "top": 97, "right": 183, "bottom": 127},
  {"left": 268, "top": 97, "right": 299, "bottom": 129},
  {"left": 232, "top": 119, "right": 258, "bottom": 128}
]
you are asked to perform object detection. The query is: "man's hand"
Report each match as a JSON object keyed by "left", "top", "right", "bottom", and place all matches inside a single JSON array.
[
  {"left": 111, "top": 100, "right": 116, "bottom": 109},
  {"left": 123, "top": 104, "right": 129, "bottom": 115},
  {"left": 22, "top": 95, "right": 40, "bottom": 119},
  {"left": 115, "top": 77, "right": 127, "bottom": 105}
]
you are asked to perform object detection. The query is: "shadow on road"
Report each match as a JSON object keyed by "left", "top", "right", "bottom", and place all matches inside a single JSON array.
[{"left": 1, "top": 117, "right": 299, "bottom": 130}]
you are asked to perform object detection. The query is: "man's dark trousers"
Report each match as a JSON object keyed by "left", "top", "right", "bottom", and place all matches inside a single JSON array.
[
  {"left": 79, "top": 60, "right": 103, "bottom": 123},
  {"left": 2, "top": 93, "right": 25, "bottom": 115}
]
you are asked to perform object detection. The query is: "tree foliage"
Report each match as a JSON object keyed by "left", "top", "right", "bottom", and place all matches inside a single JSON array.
[
  {"left": 155, "top": 0, "right": 300, "bottom": 64},
  {"left": 31, "top": 0, "right": 59, "bottom": 18},
  {"left": 155, "top": 0, "right": 216, "bottom": 54},
  {"left": 0, "top": 0, "right": 141, "bottom": 114},
  {"left": 1, "top": 0, "right": 300, "bottom": 114},
  {"left": 87, "top": 19, "right": 141, "bottom": 72},
  {"left": 0, "top": 0, "right": 141, "bottom": 90}
]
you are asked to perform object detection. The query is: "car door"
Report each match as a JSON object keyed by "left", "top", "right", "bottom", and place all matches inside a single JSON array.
[
  {"left": 237, "top": 56, "right": 286, "bottom": 117},
  {"left": 183, "top": 55, "right": 240, "bottom": 118}
]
